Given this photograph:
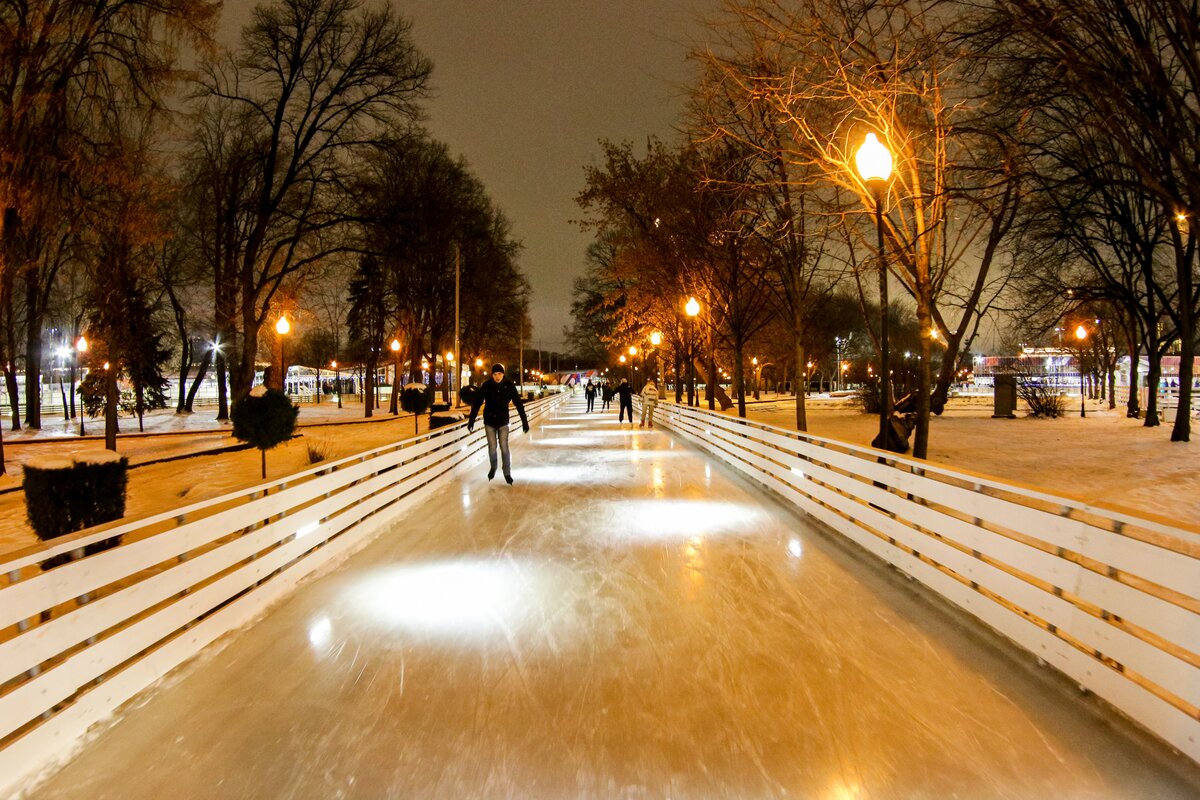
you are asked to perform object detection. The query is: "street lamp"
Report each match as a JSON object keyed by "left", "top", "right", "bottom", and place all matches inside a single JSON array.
[
  {"left": 331, "top": 360, "right": 342, "bottom": 409},
  {"left": 391, "top": 338, "right": 402, "bottom": 415},
  {"left": 75, "top": 336, "right": 88, "bottom": 436},
  {"left": 855, "top": 131, "right": 899, "bottom": 451},
  {"left": 628, "top": 345, "right": 639, "bottom": 389},
  {"left": 275, "top": 316, "right": 291, "bottom": 394},
  {"left": 685, "top": 296, "right": 700, "bottom": 406},
  {"left": 445, "top": 351, "right": 455, "bottom": 402},
  {"left": 1075, "top": 324, "right": 1088, "bottom": 418}
]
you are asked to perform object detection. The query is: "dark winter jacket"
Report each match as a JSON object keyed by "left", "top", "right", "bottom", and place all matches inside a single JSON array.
[
  {"left": 614, "top": 383, "right": 634, "bottom": 405},
  {"left": 468, "top": 378, "right": 529, "bottom": 429}
]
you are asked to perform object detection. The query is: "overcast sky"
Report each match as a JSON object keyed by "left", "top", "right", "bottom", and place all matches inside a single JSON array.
[{"left": 219, "top": 1, "right": 714, "bottom": 354}]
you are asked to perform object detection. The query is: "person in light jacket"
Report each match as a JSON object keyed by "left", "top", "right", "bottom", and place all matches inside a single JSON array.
[
  {"left": 467, "top": 363, "right": 529, "bottom": 484},
  {"left": 639, "top": 379, "right": 659, "bottom": 428}
]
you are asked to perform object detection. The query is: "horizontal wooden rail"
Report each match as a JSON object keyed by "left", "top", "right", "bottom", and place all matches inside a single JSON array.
[
  {"left": 652, "top": 400, "right": 1200, "bottom": 765},
  {"left": 0, "top": 393, "right": 565, "bottom": 797}
]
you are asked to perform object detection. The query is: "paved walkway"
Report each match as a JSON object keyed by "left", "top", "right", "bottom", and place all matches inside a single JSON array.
[{"left": 28, "top": 397, "right": 1200, "bottom": 798}]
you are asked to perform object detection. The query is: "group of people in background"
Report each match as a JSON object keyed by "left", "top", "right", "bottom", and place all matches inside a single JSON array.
[{"left": 584, "top": 378, "right": 659, "bottom": 428}]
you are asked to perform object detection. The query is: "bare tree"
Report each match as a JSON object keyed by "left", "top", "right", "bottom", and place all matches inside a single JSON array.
[{"left": 197, "top": 0, "right": 431, "bottom": 402}]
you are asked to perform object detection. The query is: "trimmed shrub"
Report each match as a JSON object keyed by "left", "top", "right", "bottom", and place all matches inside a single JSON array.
[
  {"left": 25, "top": 451, "right": 129, "bottom": 566},
  {"left": 232, "top": 386, "right": 300, "bottom": 478},
  {"left": 856, "top": 381, "right": 883, "bottom": 415},
  {"left": 459, "top": 385, "right": 478, "bottom": 407},
  {"left": 401, "top": 385, "right": 430, "bottom": 434}
]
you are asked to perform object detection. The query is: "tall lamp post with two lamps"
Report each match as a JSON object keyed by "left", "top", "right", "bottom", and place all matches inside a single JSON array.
[
  {"left": 855, "top": 132, "right": 901, "bottom": 452},
  {"left": 1074, "top": 324, "right": 1089, "bottom": 418}
]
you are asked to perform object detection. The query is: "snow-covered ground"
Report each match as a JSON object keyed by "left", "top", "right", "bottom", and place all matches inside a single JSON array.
[
  {"left": 4, "top": 391, "right": 1194, "bottom": 559},
  {"left": 725, "top": 392, "right": 1199, "bottom": 527},
  {"left": 0, "top": 402, "right": 448, "bottom": 556}
]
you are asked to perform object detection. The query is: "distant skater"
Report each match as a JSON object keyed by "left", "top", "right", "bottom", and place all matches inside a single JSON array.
[
  {"left": 614, "top": 378, "right": 634, "bottom": 423},
  {"left": 467, "top": 363, "right": 529, "bottom": 484},
  {"left": 585, "top": 380, "right": 596, "bottom": 412},
  {"left": 602, "top": 383, "right": 613, "bottom": 411},
  {"left": 639, "top": 378, "right": 659, "bottom": 428}
]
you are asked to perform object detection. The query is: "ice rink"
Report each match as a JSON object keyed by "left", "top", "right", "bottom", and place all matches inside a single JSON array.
[{"left": 27, "top": 396, "right": 1200, "bottom": 798}]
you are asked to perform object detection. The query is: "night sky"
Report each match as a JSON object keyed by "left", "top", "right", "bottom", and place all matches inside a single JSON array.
[{"left": 219, "top": 1, "right": 713, "bottom": 353}]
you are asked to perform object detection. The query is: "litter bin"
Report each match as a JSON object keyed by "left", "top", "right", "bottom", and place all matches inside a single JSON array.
[{"left": 992, "top": 374, "right": 1017, "bottom": 418}]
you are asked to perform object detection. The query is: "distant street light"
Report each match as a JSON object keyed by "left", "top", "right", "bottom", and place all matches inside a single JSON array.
[
  {"left": 275, "top": 316, "right": 291, "bottom": 394},
  {"left": 76, "top": 336, "right": 88, "bottom": 436},
  {"left": 445, "top": 351, "right": 455, "bottom": 402},
  {"left": 685, "top": 296, "right": 700, "bottom": 406},
  {"left": 855, "top": 131, "right": 900, "bottom": 452},
  {"left": 331, "top": 360, "right": 342, "bottom": 408},
  {"left": 391, "top": 338, "right": 402, "bottom": 415}
]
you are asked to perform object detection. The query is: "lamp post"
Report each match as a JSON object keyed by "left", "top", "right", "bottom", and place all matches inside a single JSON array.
[
  {"left": 628, "top": 345, "right": 638, "bottom": 389},
  {"left": 391, "top": 338, "right": 402, "bottom": 415},
  {"left": 1075, "top": 324, "right": 1088, "bottom": 418},
  {"left": 685, "top": 296, "right": 700, "bottom": 406},
  {"left": 475, "top": 357, "right": 484, "bottom": 387},
  {"left": 445, "top": 351, "right": 455, "bottom": 402},
  {"left": 275, "top": 316, "right": 291, "bottom": 394},
  {"left": 331, "top": 360, "right": 342, "bottom": 408},
  {"left": 649, "top": 331, "right": 662, "bottom": 382},
  {"left": 855, "top": 131, "right": 898, "bottom": 451},
  {"left": 75, "top": 336, "right": 88, "bottom": 436}
]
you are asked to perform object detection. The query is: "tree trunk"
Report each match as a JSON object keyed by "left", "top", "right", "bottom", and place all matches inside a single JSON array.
[
  {"left": 912, "top": 301, "right": 934, "bottom": 460},
  {"left": 364, "top": 354, "right": 376, "bottom": 418},
  {"left": 23, "top": 298, "right": 42, "bottom": 428},
  {"left": 185, "top": 347, "right": 213, "bottom": 412},
  {"left": 3, "top": 365, "right": 19, "bottom": 431},
  {"left": 1145, "top": 339, "right": 1161, "bottom": 427},
  {"left": 734, "top": 340, "right": 747, "bottom": 418},
  {"left": 105, "top": 367, "right": 119, "bottom": 451},
  {"left": 1126, "top": 338, "right": 1141, "bottom": 418},
  {"left": 215, "top": 351, "right": 229, "bottom": 421},
  {"left": 1170, "top": 315, "right": 1193, "bottom": 442},
  {"left": 176, "top": 337, "right": 190, "bottom": 412},
  {"left": 794, "top": 340, "right": 809, "bottom": 431}
]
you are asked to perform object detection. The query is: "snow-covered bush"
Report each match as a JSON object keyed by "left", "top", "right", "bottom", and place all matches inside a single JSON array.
[
  {"left": 24, "top": 451, "right": 129, "bottom": 563},
  {"left": 429, "top": 411, "right": 464, "bottom": 430},
  {"left": 232, "top": 387, "right": 299, "bottom": 478},
  {"left": 400, "top": 384, "right": 430, "bottom": 434}
]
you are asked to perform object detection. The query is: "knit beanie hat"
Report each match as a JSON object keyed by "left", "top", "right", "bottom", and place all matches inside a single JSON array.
[{"left": 491, "top": 363, "right": 505, "bottom": 375}]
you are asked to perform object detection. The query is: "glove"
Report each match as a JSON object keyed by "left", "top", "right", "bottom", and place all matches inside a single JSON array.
[
  {"left": 522, "top": 423, "right": 530, "bottom": 434},
  {"left": 467, "top": 423, "right": 474, "bottom": 433}
]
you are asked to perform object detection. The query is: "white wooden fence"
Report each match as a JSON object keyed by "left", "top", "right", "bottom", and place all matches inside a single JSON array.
[
  {"left": 0, "top": 393, "right": 564, "bottom": 796},
  {"left": 654, "top": 400, "right": 1200, "bottom": 764}
]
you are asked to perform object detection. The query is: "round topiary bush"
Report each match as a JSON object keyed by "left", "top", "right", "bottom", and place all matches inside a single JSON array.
[
  {"left": 459, "top": 385, "right": 477, "bottom": 407},
  {"left": 400, "top": 383, "right": 430, "bottom": 434},
  {"left": 232, "top": 386, "right": 300, "bottom": 478}
]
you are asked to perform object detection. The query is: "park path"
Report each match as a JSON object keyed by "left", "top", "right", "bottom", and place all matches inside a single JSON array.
[{"left": 27, "top": 396, "right": 1198, "bottom": 799}]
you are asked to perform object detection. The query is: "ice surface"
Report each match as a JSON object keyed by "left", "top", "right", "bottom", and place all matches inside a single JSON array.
[{"left": 24, "top": 397, "right": 1200, "bottom": 799}]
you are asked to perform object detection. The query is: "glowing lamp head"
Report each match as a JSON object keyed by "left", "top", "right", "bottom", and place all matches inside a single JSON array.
[
  {"left": 475, "top": 357, "right": 483, "bottom": 368},
  {"left": 330, "top": 360, "right": 337, "bottom": 369},
  {"left": 275, "top": 316, "right": 290, "bottom": 335},
  {"left": 387, "top": 338, "right": 399, "bottom": 352},
  {"left": 619, "top": 355, "right": 626, "bottom": 364},
  {"left": 649, "top": 331, "right": 662, "bottom": 346},
  {"left": 685, "top": 297, "right": 700, "bottom": 317},
  {"left": 752, "top": 357, "right": 758, "bottom": 365},
  {"left": 76, "top": 336, "right": 88, "bottom": 354},
  {"left": 1075, "top": 325, "right": 1087, "bottom": 341},
  {"left": 628, "top": 346, "right": 638, "bottom": 356},
  {"left": 855, "top": 132, "right": 893, "bottom": 184}
]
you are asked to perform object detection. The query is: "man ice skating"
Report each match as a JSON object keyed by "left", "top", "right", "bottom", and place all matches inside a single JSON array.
[
  {"left": 585, "top": 380, "right": 596, "bottom": 412},
  {"left": 614, "top": 377, "right": 634, "bottom": 423},
  {"left": 467, "top": 363, "right": 529, "bottom": 484}
]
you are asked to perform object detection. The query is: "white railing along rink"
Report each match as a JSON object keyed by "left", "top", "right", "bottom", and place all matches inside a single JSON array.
[
  {"left": 0, "top": 393, "right": 565, "bottom": 797},
  {"left": 652, "top": 399, "right": 1200, "bottom": 765}
]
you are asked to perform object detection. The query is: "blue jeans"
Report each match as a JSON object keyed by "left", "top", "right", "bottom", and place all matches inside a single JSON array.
[{"left": 484, "top": 424, "right": 511, "bottom": 477}]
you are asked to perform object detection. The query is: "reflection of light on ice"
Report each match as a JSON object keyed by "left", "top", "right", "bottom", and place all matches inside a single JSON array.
[
  {"left": 788, "top": 538, "right": 803, "bottom": 559},
  {"left": 823, "top": 781, "right": 863, "bottom": 800},
  {"left": 346, "top": 560, "right": 581, "bottom": 644},
  {"left": 308, "top": 616, "right": 332, "bottom": 649},
  {"left": 534, "top": 437, "right": 605, "bottom": 447},
  {"left": 514, "top": 465, "right": 626, "bottom": 485},
  {"left": 605, "top": 499, "right": 764, "bottom": 541},
  {"left": 541, "top": 424, "right": 583, "bottom": 430},
  {"left": 651, "top": 466, "right": 665, "bottom": 495},
  {"left": 461, "top": 493, "right": 471, "bottom": 509}
]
